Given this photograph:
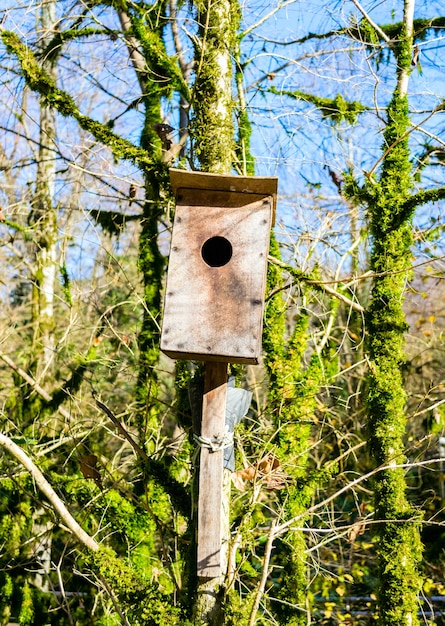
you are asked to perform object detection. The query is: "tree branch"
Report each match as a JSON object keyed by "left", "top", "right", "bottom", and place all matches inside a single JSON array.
[
  {"left": 0, "top": 432, "right": 99, "bottom": 552},
  {"left": 0, "top": 30, "right": 155, "bottom": 171},
  {"left": 94, "top": 396, "right": 191, "bottom": 518},
  {"left": 267, "top": 256, "right": 364, "bottom": 313},
  {"left": 350, "top": 0, "right": 392, "bottom": 46},
  {"left": 400, "top": 186, "right": 445, "bottom": 217},
  {"left": 0, "top": 351, "right": 73, "bottom": 423},
  {"left": 117, "top": 9, "right": 148, "bottom": 93},
  {"left": 94, "top": 396, "right": 148, "bottom": 462},
  {"left": 248, "top": 518, "right": 277, "bottom": 626},
  {"left": 241, "top": 0, "right": 300, "bottom": 38}
]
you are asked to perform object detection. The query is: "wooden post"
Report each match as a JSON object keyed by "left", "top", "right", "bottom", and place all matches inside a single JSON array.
[{"left": 197, "top": 361, "right": 228, "bottom": 578}]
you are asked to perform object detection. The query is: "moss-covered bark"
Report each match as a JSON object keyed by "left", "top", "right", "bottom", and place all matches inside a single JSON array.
[
  {"left": 364, "top": 3, "right": 423, "bottom": 624},
  {"left": 28, "top": 1, "right": 58, "bottom": 380},
  {"left": 263, "top": 235, "right": 335, "bottom": 625},
  {"left": 191, "top": 0, "right": 240, "bottom": 174}
]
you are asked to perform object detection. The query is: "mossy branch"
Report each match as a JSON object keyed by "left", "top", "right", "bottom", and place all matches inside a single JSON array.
[
  {"left": 1, "top": 30, "right": 155, "bottom": 171},
  {"left": 41, "top": 27, "right": 116, "bottom": 64},
  {"left": 130, "top": 16, "right": 190, "bottom": 101},
  {"left": 240, "top": 16, "right": 445, "bottom": 56},
  {"left": 0, "top": 434, "right": 183, "bottom": 624},
  {"left": 349, "top": 16, "right": 445, "bottom": 45},
  {"left": 269, "top": 87, "right": 367, "bottom": 125},
  {"left": 245, "top": 26, "right": 347, "bottom": 46},
  {"left": 400, "top": 186, "right": 445, "bottom": 217},
  {"left": 268, "top": 255, "right": 364, "bottom": 312},
  {"left": 0, "top": 351, "right": 73, "bottom": 423},
  {"left": 94, "top": 396, "right": 191, "bottom": 518},
  {"left": 89, "top": 209, "right": 141, "bottom": 236},
  {"left": 3, "top": 219, "right": 33, "bottom": 239}
]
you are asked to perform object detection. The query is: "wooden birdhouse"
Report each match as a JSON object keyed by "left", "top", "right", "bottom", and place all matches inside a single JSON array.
[{"left": 160, "top": 169, "right": 278, "bottom": 365}]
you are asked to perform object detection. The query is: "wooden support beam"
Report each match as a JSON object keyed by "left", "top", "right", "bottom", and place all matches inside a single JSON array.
[{"left": 197, "top": 361, "right": 228, "bottom": 578}]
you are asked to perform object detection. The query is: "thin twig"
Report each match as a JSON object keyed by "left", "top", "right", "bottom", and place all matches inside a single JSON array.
[
  {"left": 97, "top": 576, "right": 131, "bottom": 626},
  {"left": 94, "top": 396, "right": 149, "bottom": 462},
  {"left": 367, "top": 101, "right": 445, "bottom": 179},
  {"left": 242, "top": 0, "right": 300, "bottom": 38},
  {"left": 274, "top": 457, "right": 440, "bottom": 539},
  {"left": 350, "top": 0, "right": 392, "bottom": 45},
  {"left": 248, "top": 518, "right": 277, "bottom": 626}
]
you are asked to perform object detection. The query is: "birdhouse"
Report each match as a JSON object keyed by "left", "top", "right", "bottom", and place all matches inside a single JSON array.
[{"left": 160, "top": 169, "right": 278, "bottom": 364}]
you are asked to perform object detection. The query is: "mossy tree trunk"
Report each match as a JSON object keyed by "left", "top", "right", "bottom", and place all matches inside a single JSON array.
[
  {"left": 118, "top": 4, "right": 167, "bottom": 456},
  {"left": 191, "top": 0, "right": 239, "bottom": 175},
  {"left": 29, "top": 0, "right": 58, "bottom": 381},
  {"left": 263, "top": 236, "right": 336, "bottom": 625},
  {"left": 366, "top": 1, "right": 423, "bottom": 624},
  {"left": 190, "top": 0, "right": 239, "bottom": 623}
]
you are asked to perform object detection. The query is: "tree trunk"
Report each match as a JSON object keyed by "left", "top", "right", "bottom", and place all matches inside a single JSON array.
[
  {"left": 366, "top": 1, "right": 423, "bottom": 624},
  {"left": 29, "top": 0, "right": 58, "bottom": 381}
]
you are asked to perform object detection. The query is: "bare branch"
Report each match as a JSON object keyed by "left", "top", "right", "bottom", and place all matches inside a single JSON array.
[
  {"left": 242, "top": 0, "right": 302, "bottom": 38},
  {"left": 350, "top": 0, "right": 392, "bottom": 46},
  {"left": 93, "top": 396, "right": 149, "bottom": 462},
  {"left": 274, "top": 457, "right": 440, "bottom": 539},
  {"left": 0, "top": 432, "right": 99, "bottom": 552},
  {"left": 248, "top": 518, "right": 277, "bottom": 626}
]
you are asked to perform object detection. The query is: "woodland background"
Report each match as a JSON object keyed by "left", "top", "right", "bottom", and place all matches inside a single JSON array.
[{"left": 1, "top": 0, "right": 445, "bottom": 624}]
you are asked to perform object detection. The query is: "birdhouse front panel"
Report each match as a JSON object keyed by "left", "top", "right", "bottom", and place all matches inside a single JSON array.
[{"left": 161, "top": 187, "right": 273, "bottom": 364}]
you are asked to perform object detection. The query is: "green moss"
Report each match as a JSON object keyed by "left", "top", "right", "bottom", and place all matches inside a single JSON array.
[
  {"left": 262, "top": 234, "right": 338, "bottom": 625},
  {"left": 234, "top": 41, "right": 255, "bottom": 175},
  {"left": 131, "top": 16, "right": 189, "bottom": 101},
  {"left": 350, "top": 16, "right": 445, "bottom": 45},
  {"left": 235, "top": 105, "right": 255, "bottom": 175},
  {"left": 191, "top": 0, "right": 240, "bottom": 173},
  {"left": 59, "top": 265, "right": 72, "bottom": 306},
  {"left": 41, "top": 27, "right": 112, "bottom": 63},
  {"left": 135, "top": 205, "right": 164, "bottom": 438},
  {"left": 365, "top": 25, "right": 423, "bottom": 626},
  {"left": 18, "top": 582, "right": 34, "bottom": 626},
  {"left": 1, "top": 31, "right": 154, "bottom": 169},
  {"left": 269, "top": 87, "right": 367, "bottom": 125},
  {"left": 401, "top": 185, "right": 445, "bottom": 216},
  {"left": 87, "top": 546, "right": 182, "bottom": 625}
]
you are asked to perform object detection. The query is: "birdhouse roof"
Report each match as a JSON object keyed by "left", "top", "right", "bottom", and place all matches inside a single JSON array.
[{"left": 169, "top": 169, "right": 278, "bottom": 224}]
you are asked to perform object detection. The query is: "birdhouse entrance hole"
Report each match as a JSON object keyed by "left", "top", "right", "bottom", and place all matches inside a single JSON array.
[{"left": 201, "top": 236, "right": 233, "bottom": 267}]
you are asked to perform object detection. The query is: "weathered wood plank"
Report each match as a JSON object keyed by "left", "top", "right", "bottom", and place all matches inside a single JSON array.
[
  {"left": 197, "top": 361, "right": 228, "bottom": 578},
  {"left": 169, "top": 168, "right": 278, "bottom": 223},
  {"left": 160, "top": 192, "right": 273, "bottom": 364}
]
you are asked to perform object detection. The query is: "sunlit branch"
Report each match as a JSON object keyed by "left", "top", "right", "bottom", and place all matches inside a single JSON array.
[
  {"left": 0, "top": 432, "right": 99, "bottom": 552},
  {"left": 242, "top": 0, "right": 312, "bottom": 39},
  {"left": 274, "top": 457, "right": 441, "bottom": 539},
  {"left": 268, "top": 255, "right": 365, "bottom": 313},
  {"left": 248, "top": 518, "right": 278, "bottom": 626},
  {"left": 349, "top": 0, "right": 392, "bottom": 46}
]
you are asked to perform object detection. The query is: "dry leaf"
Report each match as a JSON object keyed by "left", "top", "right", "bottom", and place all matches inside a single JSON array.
[
  {"left": 80, "top": 454, "right": 103, "bottom": 490},
  {"left": 233, "top": 454, "right": 291, "bottom": 491},
  {"left": 347, "top": 518, "right": 366, "bottom": 543}
]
